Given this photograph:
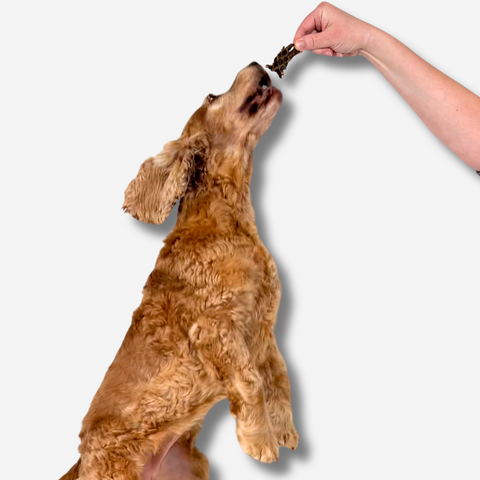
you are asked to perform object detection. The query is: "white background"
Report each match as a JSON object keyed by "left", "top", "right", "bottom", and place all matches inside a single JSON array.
[{"left": 1, "top": 1, "right": 479, "bottom": 479}]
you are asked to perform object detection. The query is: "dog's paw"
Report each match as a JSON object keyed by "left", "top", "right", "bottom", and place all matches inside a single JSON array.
[
  {"left": 276, "top": 425, "right": 299, "bottom": 450},
  {"left": 237, "top": 429, "right": 279, "bottom": 463},
  {"left": 269, "top": 409, "right": 299, "bottom": 450}
]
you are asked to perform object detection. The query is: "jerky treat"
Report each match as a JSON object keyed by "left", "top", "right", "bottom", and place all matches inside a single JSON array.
[{"left": 266, "top": 43, "right": 301, "bottom": 78}]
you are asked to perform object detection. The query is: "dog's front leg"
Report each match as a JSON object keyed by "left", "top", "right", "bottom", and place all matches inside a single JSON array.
[
  {"left": 206, "top": 332, "right": 279, "bottom": 463},
  {"left": 227, "top": 364, "right": 280, "bottom": 463},
  {"left": 261, "top": 338, "right": 299, "bottom": 451}
]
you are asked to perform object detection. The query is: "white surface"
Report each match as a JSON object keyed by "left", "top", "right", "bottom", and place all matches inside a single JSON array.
[{"left": 1, "top": 1, "right": 479, "bottom": 479}]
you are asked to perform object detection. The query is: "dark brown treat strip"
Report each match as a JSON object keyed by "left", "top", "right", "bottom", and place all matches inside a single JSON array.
[{"left": 266, "top": 43, "right": 301, "bottom": 78}]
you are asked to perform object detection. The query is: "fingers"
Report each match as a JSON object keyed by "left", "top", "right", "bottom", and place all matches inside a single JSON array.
[
  {"left": 312, "top": 47, "right": 335, "bottom": 56},
  {"left": 295, "top": 32, "right": 332, "bottom": 52},
  {"left": 311, "top": 48, "right": 347, "bottom": 57}
]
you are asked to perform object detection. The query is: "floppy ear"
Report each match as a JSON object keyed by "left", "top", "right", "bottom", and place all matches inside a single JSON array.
[{"left": 123, "top": 134, "right": 208, "bottom": 224}]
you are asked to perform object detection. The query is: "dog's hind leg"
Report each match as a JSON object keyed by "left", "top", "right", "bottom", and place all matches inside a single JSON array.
[
  {"left": 77, "top": 428, "right": 176, "bottom": 480},
  {"left": 78, "top": 421, "right": 210, "bottom": 480},
  {"left": 77, "top": 443, "right": 149, "bottom": 480}
]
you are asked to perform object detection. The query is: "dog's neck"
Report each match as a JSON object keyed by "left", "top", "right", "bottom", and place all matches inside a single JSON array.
[{"left": 175, "top": 149, "right": 257, "bottom": 236}]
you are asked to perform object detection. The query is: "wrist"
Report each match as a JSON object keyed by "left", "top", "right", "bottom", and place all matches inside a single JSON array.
[{"left": 358, "top": 25, "right": 388, "bottom": 60}]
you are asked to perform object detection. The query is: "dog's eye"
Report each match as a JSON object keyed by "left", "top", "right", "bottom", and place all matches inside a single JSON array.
[{"left": 206, "top": 94, "right": 217, "bottom": 103}]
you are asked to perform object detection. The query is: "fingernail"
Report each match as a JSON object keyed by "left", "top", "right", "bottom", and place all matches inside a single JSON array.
[{"left": 295, "top": 40, "right": 305, "bottom": 51}]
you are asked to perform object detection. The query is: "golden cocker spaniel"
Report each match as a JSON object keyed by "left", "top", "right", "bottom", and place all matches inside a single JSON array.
[{"left": 61, "top": 62, "right": 298, "bottom": 480}]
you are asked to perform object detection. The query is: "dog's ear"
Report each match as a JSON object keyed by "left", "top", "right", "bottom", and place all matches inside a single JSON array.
[{"left": 123, "top": 134, "right": 209, "bottom": 224}]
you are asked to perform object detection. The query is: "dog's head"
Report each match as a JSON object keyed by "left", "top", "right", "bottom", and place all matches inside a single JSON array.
[{"left": 123, "top": 62, "right": 282, "bottom": 224}]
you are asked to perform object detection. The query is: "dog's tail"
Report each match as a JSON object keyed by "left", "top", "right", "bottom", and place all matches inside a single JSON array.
[{"left": 59, "top": 458, "right": 81, "bottom": 480}]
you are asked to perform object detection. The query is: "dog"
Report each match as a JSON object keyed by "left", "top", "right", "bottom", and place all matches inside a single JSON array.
[{"left": 60, "top": 62, "right": 298, "bottom": 480}]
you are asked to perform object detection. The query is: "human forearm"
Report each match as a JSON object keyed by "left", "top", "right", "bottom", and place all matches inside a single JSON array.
[
  {"left": 360, "top": 27, "right": 480, "bottom": 170},
  {"left": 294, "top": 2, "right": 480, "bottom": 171}
]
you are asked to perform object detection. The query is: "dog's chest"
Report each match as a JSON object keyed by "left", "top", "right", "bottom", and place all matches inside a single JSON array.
[{"left": 155, "top": 230, "right": 281, "bottom": 323}]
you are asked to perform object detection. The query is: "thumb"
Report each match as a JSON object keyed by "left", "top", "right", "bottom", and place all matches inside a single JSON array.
[{"left": 295, "top": 32, "right": 332, "bottom": 52}]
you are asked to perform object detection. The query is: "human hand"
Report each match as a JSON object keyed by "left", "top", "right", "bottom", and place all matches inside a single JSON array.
[{"left": 293, "top": 2, "right": 374, "bottom": 57}]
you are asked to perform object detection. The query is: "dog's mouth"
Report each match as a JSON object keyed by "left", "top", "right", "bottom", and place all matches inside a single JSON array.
[{"left": 241, "top": 73, "right": 280, "bottom": 115}]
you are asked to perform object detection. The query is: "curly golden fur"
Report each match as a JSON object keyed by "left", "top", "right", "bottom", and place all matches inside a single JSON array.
[{"left": 60, "top": 62, "right": 298, "bottom": 480}]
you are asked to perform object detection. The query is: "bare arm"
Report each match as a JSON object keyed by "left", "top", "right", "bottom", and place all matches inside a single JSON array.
[{"left": 294, "top": 2, "right": 480, "bottom": 171}]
